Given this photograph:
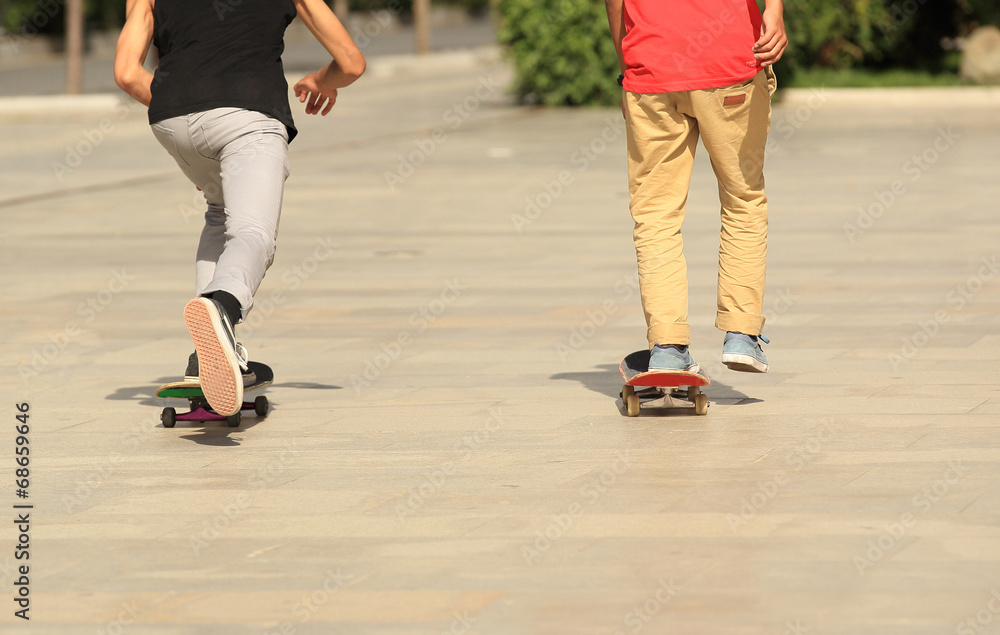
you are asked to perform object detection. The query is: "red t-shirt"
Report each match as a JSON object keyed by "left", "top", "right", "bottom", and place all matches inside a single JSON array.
[{"left": 622, "top": 0, "right": 764, "bottom": 93}]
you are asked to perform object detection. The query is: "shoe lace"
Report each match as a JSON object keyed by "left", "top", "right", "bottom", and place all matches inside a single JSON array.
[{"left": 234, "top": 342, "right": 249, "bottom": 371}]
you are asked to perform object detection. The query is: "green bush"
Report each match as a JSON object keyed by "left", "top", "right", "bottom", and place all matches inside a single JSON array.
[
  {"left": 780, "top": 0, "right": 1000, "bottom": 82},
  {"left": 496, "top": 0, "right": 619, "bottom": 106}
]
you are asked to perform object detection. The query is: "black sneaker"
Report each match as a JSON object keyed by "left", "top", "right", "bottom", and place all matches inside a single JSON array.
[{"left": 184, "top": 351, "right": 199, "bottom": 381}]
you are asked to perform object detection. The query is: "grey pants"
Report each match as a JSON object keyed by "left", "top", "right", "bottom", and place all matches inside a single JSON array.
[{"left": 151, "top": 107, "right": 290, "bottom": 322}]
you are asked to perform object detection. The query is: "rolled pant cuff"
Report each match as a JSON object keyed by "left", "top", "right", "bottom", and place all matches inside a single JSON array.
[
  {"left": 715, "top": 314, "right": 765, "bottom": 336},
  {"left": 647, "top": 325, "right": 691, "bottom": 349}
]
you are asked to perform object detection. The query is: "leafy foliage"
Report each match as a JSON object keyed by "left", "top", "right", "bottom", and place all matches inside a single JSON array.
[{"left": 496, "top": 0, "right": 620, "bottom": 106}]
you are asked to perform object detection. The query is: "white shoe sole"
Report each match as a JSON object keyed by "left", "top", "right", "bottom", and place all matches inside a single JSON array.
[
  {"left": 184, "top": 298, "right": 243, "bottom": 416},
  {"left": 722, "top": 353, "right": 768, "bottom": 373}
]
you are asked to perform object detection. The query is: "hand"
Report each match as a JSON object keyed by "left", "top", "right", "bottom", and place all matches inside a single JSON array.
[
  {"left": 294, "top": 73, "right": 338, "bottom": 116},
  {"left": 753, "top": 9, "right": 787, "bottom": 67}
]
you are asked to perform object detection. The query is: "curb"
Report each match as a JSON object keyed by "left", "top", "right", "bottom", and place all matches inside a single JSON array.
[
  {"left": 0, "top": 47, "right": 505, "bottom": 118},
  {"left": 0, "top": 93, "right": 124, "bottom": 117},
  {"left": 361, "top": 45, "right": 501, "bottom": 79},
  {"left": 778, "top": 86, "right": 1000, "bottom": 108}
]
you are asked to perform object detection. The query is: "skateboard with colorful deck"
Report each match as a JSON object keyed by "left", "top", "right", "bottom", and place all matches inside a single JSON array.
[
  {"left": 155, "top": 361, "right": 273, "bottom": 428},
  {"left": 619, "top": 350, "right": 710, "bottom": 416}
]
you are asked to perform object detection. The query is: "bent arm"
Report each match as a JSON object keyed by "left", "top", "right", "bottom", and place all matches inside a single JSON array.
[
  {"left": 293, "top": 0, "right": 366, "bottom": 89},
  {"left": 113, "top": 0, "right": 155, "bottom": 106}
]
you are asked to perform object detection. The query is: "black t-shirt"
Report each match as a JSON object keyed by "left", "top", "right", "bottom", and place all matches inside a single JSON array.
[{"left": 148, "top": 0, "right": 298, "bottom": 142}]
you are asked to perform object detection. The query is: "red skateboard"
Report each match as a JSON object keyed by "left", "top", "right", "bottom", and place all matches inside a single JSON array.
[{"left": 619, "top": 350, "right": 710, "bottom": 416}]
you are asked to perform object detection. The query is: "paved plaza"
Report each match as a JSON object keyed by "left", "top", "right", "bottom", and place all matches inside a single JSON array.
[{"left": 1, "top": 52, "right": 999, "bottom": 633}]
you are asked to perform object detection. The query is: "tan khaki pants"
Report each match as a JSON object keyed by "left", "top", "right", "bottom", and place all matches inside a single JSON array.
[{"left": 625, "top": 68, "right": 775, "bottom": 348}]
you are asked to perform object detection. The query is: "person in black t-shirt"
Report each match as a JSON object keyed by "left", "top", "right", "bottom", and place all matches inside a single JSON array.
[{"left": 114, "top": 0, "right": 365, "bottom": 416}]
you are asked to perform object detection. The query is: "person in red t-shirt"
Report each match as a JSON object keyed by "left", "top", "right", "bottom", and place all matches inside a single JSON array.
[{"left": 605, "top": 0, "right": 787, "bottom": 374}]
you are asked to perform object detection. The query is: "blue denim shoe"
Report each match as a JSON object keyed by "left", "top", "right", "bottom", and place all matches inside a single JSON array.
[
  {"left": 722, "top": 332, "right": 769, "bottom": 373},
  {"left": 648, "top": 344, "right": 700, "bottom": 373}
]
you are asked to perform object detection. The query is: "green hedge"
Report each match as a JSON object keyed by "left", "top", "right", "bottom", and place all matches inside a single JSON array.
[{"left": 496, "top": 0, "right": 620, "bottom": 106}]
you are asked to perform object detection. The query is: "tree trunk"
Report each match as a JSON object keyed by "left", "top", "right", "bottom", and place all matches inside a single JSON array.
[
  {"left": 414, "top": 0, "right": 430, "bottom": 55},
  {"left": 334, "top": 0, "right": 349, "bottom": 21},
  {"left": 65, "top": 0, "right": 84, "bottom": 94}
]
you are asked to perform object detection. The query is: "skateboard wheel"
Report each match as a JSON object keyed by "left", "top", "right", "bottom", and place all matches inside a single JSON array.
[
  {"left": 161, "top": 407, "right": 176, "bottom": 428},
  {"left": 622, "top": 385, "right": 635, "bottom": 400},
  {"left": 254, "top": 396, "right": 269, "bottom": 416},
  {"left": 687, "top": 386, "right": 700, "bottom": 400},
  {"left": 626, "top": 393, "right": 640, "bottom": 417},
  {"left": 694, "top": 394, "right": 708, "bottom": 416},
  {"left": 227, "top": 412, "right": 241, "bottom": 428}
]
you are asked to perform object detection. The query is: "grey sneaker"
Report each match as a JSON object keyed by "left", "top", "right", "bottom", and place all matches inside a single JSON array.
[
  {"left": 183, "top": 297, "right": 248, "bottom": 416},
  {"left": 184, "top": 350, "right": 256, "bottom": 387},
  {"left": 648, "top": 344, "right": 700, "bottom": 373},
  {"left": 722, "top": 332, "right": 769, "bottom": 373}
]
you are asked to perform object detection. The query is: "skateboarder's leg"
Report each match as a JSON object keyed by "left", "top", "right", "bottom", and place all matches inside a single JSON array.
[
  {"left": 151, "top": 108, "right": 288, "bottom": 412},
  {"left": 152, "top": 108, "right": 289, "bottom": 323},
  {"left": 198, "top": 112, "right": 290, "bottom": 322},
  {"left": 691, "top": 69, "right": 773, "bottom": 337},
  {"left": 150, "top": 113, "right": 230, "bottom": 307},
  {"left": 624, "top": 90, "right": 698, "bottom": 349}
]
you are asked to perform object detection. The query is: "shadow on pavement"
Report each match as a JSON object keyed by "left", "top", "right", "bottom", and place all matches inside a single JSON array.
[{"left": 551, "top": 362, "right": 759, "bottom": 405}]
